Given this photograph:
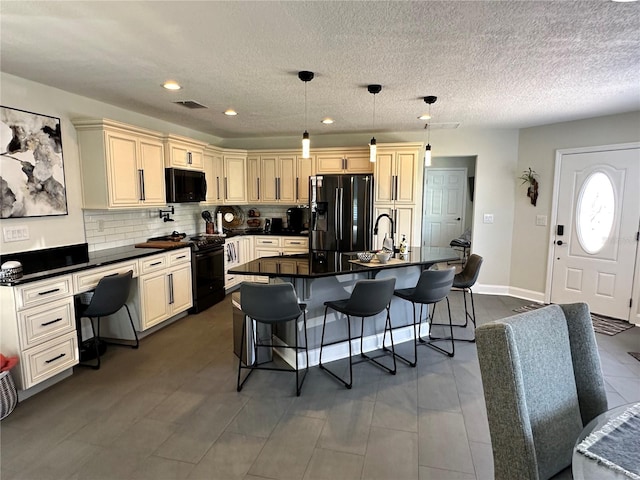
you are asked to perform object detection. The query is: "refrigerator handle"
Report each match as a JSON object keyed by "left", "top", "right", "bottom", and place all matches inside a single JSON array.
[
  {"left": 339, "top": 187, "right": 344, "bottom": 241},
  {"left": 334, "top": 188, "right": 340, "bottom": 242}
]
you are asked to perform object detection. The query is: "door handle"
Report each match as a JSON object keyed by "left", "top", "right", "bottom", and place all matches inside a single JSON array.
[
  {"left": 456, "top": 217, "right": 461, "bottom": 221},
  {"left": 216, "top": 177, "right": 220, "bottom": 200},
  {"left": 556, "top": 240, "right": 565, "bottom": 246}
]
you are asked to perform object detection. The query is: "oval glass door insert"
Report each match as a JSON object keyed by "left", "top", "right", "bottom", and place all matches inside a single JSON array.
[{"left": 576, "top": 171, "right": 615, "bottom": 254}]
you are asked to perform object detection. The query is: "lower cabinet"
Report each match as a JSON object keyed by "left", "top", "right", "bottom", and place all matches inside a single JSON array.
[
  {"left": 138, "top": 250, "right": 193, "bottom": 331},
  {"left": 225, "top": 236, "right": 252, "bottom": 291},
  {"left": 0, "top": 275, "right": 79, "bottom": 391},
  {"left": 373, "top": 205, "right": 416, "bottom": 252},
  {"left": 253, "top": 236, "right": 309, "bottom": 281}
]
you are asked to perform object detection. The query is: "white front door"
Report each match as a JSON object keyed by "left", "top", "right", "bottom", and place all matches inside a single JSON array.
[
  {"left": 422, "top": 168, "right": 467, "bottom": 247},
  {"left": 550, "top": 146, "right": 640, "bottom": 320}
]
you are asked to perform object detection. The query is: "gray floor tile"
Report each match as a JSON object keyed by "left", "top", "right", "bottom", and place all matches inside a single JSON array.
[
  {"left": 225, "top": 396, "right": 294, "bottom": 438},
  {"left": 361, "top": 426, "right": 419, "bottom": 480},
  {"left": 317, "top": 398, "right": 375, "bottom": 455},
  {"left": 418, "top": 409, "right": 475, "bottom": 474},
  {"left": 302, "top": 448, "right": 364, "bottom": 480},
  {"left": 129, "top": 456, "right": 194, "bottom": 480},
  {"left": 469, "top": 441, "right": 493, "bottom": 480},
  {"left": 419, "top": 466, "right": 476, "bottom": 480}
]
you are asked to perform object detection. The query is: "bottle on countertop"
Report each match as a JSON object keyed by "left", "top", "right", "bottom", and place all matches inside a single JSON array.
[{"left": 399, "top": 234, "right": 408, "bottom": 255}]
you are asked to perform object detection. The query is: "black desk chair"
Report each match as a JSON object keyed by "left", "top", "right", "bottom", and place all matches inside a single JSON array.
[
  {"left": 237, "top": 282, "right": 308, "bottom": 396},
  {"left": 77, "top": 270, "right": 138, "bottom": 370},
  {"left": 391, "top": 267, "right": 456, "bottom": 365},
  {"left": 319, "top": 277, "right": 397, "bottom": 389}
]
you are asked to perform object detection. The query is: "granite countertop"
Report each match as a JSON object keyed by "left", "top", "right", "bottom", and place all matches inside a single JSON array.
[
  {"left": 223, "top": 230, "right": 309, "bottom": 238},
  {"left": 0, "top": 244, "right": 191, "bottom": 287},
  {"left": 229, "top": 247, "right": 460, "bottom": 279}
]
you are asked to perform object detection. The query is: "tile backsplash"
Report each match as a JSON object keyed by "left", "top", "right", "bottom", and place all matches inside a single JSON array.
[{"left": 83, "top": 204, "right": 300, "bottom": 251}]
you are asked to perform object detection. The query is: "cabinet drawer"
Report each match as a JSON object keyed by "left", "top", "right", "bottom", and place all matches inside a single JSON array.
[
  {"left": 283, "top": 237, "right": 308, "bottom": 249},
  {"left": 168, "top": 248, "right": 191, "bottom": 266},
  {"left": 255, "top": 236, "right": 282, "bottom": 247},
  {"left": 139, "top": 253, "right": 168, "bottom": 274},
  {"left": 73, "top": 260, "right": 138, "bottom": 293},
  {"left": 18, "top": 297, "right": 75, "bottom": 350},
  {"left": 16, "top": 275, "right": 73, "bottom": 311},
  {"left": 23, "top": 331, "right": 78, "bottom": 389}
]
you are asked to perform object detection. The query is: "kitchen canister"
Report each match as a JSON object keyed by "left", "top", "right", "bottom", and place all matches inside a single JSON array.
[
  {"left": 0, "top": 371, "right": 18, "bottom": 420},
  {"left": 0, "top": 261, "right": 23, "bottom": 282}
]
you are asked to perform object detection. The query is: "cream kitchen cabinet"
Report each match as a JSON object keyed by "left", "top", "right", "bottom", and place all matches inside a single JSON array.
[
  {"left": 246, "top": 154, "right": 297, "bottom": 204},
  {"left": 163, "top": 134, "right": 206, "bottom": 171},
  {"left": 315, "top": 149, "right": 372, "bottom": 174},
  {"left": 225, "top": 236, "right": 251, "bottom": 290},
  {"left": 375, "top": 144, "right": 422, "bottom": 204},
  {"left": 73, "top": 119, "right": 166, "bottom": 209},
  {"left": 295, "top": 155, "right": 313, "bottom": 204},
  {"left": 203, "top": 147, "right": 224, "bottom": 203},
  {"left": 138, "top": 249, "right": 192, "bottom": 331},
  {"left": 0, "top": 275, "right": 79, "bottom": 391},
  {"left": 223, "top": 152, "right": 248, "bottom": 204},
  {"left": 373, "top": 205, "right": 416, "bottom": 253}
]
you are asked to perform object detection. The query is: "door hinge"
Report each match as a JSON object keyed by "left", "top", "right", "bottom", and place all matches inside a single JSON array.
[
  {"left": 636, "top": 231, "right": 639, "bottom": 241},
  {"left": 630, "top": 298, "right": 633, "bottom": 308}
]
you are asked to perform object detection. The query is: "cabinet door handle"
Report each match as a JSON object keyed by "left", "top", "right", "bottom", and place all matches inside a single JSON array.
[
  {"left": 175, "top": 255, "right": 187, "bottom": 260},
  {"left": 38, "top": 288, "right": 60, "bottom": 296},
  {"left": 187, "top": 151, "right": 192, "bottom": 165},
  {"left": 41, "top": 317, "right": 63, "bottom": 327},
  {"left": 257, "top": 178, "right": 260, "bottom": 200},
  {"left": 216, "top": 177, "right": 220, "bottom": 200},
  {"left": 394, "top": 175, "right": 399, "bottom": 201},
  {"left": 150, "top": 261, "right": 162, "bottom": 267},
  {"left": 290, "top": 241, "right": 301, "bottom": 245},
  {"left": 225, "top": 177, "right": 228, "bottom": 199},
  {"left": 168, "top": 273, "right": 174, "bottom": 304},
  {"left": 138, "top": 169, "right": 146, "bottom": 201},
  {"left": 296, "top": 177, "right": 299, "bottom": 200},
  {"left": 45, "top": 353, "right": 66, "bottom": 364}
]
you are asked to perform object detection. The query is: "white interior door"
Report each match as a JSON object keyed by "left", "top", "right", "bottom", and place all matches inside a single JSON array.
[
  {"left": 550, "top": 146, "right": 640, "bottom": 320},
  {"left": 422, "top": 168, "right": 467, "bottom": 247}
]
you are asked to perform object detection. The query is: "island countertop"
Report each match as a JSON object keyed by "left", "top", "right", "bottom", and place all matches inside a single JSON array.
[{"left": 228, "top": 247, "right": 460, "bottom": 279}]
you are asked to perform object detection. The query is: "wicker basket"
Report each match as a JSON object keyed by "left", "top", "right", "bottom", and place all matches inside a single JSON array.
[{"left": 0, "top": 370, "right": 18, "bottom": 420}]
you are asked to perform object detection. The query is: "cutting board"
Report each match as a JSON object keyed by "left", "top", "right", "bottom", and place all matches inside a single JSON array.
[
  {"left": 348, "top": 257, "right": 408, "bottom": 267},
  {"left": 134, "top": 241, "right": 187, "bottom": 249}
]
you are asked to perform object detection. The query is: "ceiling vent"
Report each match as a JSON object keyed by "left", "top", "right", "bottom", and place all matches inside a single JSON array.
[
  {"left": 173, "top": 100, "right": 208, "bottom": 109},
  {"left": 430, "top": 122, "right": 460, "bottom": 129}
]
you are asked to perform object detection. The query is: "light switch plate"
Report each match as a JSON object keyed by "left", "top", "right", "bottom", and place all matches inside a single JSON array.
[
  {"left": 536, "top": 215, "right": 548, "bottom": 226},
  {"left": 483, "top": 214, "right": 494, "bottom": 224},
  {"left": 3, "top": 225, "right": 30, "bottom": 242}
]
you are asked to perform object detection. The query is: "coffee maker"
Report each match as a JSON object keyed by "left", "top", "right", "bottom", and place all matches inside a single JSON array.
[{"left": 286, "top": 208, "right": 305, "bottom": 233}]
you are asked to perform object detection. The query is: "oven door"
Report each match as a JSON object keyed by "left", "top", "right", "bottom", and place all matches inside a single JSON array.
[{"left": 192, "top": 247, "right": 225, "bottom": 313}]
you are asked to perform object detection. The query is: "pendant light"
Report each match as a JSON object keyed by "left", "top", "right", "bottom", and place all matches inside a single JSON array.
[
  {"left": 423, "top": 96, "right": 437, "bottom": 167},
  {"left": 368, "top": 84, "right": 382, "bottom": 163},
  {"left": 298, "top": 71, "right": 314, "bottom": 159}
]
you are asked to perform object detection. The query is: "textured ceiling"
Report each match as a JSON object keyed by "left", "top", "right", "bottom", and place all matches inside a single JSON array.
[{"left": 1, "top": 1, "right": 639, "bottom": 139}]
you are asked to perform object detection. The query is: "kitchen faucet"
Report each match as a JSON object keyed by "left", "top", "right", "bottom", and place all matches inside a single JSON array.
[{"left": 373, "top": 213, "right": 395, "bottom": 252}]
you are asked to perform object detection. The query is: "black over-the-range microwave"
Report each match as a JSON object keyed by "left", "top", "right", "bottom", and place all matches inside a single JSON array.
[{"left": 165, "top": 168, "right": 207, "bottom": 203}]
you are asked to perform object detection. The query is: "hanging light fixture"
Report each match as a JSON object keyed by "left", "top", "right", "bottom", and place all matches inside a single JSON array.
[
  {"left": 368, "top": 84, "right": 382, "bottom": 163},
  {"left": 423, "top": 96, "right": 437, "bottom": 167},
  {"left": 298, "top": 71, "right": 314, "bottom": 159}
]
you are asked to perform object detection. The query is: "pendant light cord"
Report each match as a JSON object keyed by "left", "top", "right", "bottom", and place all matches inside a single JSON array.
[
  {"left": 304, "top": 80, "right": 308, "bottom": 131},
  {"left": 372, "top": 93, "right": 376, "bottom": 131}
]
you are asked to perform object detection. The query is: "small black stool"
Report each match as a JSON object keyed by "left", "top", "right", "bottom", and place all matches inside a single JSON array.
[
  {"left": 237, "top": 282, "right": 308, "bottom": 396},
  {"left": 391, "top": 267, "right": 456, "bottom": 365},
  {"left": 319, "top": 277, "right": 397, "bottom": 389}
]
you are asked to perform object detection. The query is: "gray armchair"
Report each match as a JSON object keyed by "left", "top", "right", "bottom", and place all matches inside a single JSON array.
[{"left": 476, "top": 303, "right": 608, "bottom": 480}]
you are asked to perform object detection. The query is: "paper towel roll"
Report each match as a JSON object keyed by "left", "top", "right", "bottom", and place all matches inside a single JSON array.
[{"left": 216, "top": 212, "right": 223, "bottom": 234}]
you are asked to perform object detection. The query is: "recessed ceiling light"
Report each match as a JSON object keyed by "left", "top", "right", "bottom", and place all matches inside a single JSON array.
[
  {"left": 224, "top": 109, "right": 238, "bottom": 116},
  {"left": 611, "top": 0, "right": 637, "bottom": 3},
  {"left": 163, "top": 81, "right": 182, "bottom": 91},
  {"left": 418, "top": 114, "right": 432, "bottom": 120},
  {"left": 321, "top": 118, "right": 334, "bottom": 124}
]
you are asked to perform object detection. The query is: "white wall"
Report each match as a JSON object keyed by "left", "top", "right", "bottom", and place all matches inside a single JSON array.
[
  {"left": 0, "top": 73, "right": 222, "bottom": 255},
  {"left": 511, "top": 111, "right": 640, "bottom": 297}
]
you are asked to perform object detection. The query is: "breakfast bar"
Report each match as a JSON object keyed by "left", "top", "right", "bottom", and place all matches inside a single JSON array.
[{"left": 229, "top": 247, "right": 460, "bottom": 367}]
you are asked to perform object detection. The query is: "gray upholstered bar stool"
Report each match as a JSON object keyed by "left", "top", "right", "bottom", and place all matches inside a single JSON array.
[
  {"left": 390, "top": 267, "right": 456, "bottom": 366},
  {"left": 77, "top": 270, "right": 138, "bottom": 370},
  {"left": 431, "top": 254, "right": 483, "bottom": 343},
  {"left": 319, "top": 277, "right": 397, "bottom": 389},
  {"left": 237, "top": 282, "right": 308, "bottom": 396}
]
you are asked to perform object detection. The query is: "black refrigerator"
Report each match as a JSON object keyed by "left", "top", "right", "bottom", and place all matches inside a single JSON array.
[{"left": 310, "top": 174, "right": 374, "bottom": 252}]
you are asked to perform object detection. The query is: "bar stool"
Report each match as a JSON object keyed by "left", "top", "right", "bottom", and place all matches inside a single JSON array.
[
  {"left": 438, "top": 254, "right": 483, "bottom": 342},
  {"left": 318, "top": 277, "right": 396, "bottom": 389},
  {"left": 237, "top": 282, "right": 308, "bottom": 396},
  {"left": 77, "top": 270, "right": 138, "bottom": 370},
  {"left": 390, "top": 267, "right": 456, "bottom": 366}
]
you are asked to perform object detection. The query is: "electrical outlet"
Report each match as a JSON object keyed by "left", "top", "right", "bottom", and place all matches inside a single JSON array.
[
  {"left": 483, "top": 214, "right": 494, "bottom": 224},
  {"left": 536, "top": 215, "right": 548, "bottom": 226},
  {"left": 3, "top": 225, "right": 30, "bottom": 242},
  {"left": 97, "top": 220, "right": 104, "bottom": 232}
]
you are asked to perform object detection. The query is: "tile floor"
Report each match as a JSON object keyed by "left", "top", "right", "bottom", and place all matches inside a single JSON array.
[{"left": 1, "top": 292, "right": 639, "bottom": 480}]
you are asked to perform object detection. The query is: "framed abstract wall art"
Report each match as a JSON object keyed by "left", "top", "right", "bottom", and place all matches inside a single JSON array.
[{"left": 0, "top": 106, "right": 68, "bottom": 218}]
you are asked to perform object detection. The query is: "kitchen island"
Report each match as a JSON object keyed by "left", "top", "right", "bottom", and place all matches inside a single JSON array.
[{"left": 229, "top": 247, "right": 460, "bottom": 368}]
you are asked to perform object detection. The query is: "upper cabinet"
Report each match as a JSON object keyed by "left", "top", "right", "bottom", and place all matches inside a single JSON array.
[
  {"left": 163, "top": 134, "right": 206, "bottom": 171},
  {"left": 73, "top": 119, "right": 166, "bottom": 209},
  {"left": 315, "top": 148, "right": 372, "bottom": 174},
  {"left": 203, "top": 147, "right": 224, "bottom": 203},
  {"left": 203, "top": 148, "right": 247, "bottom": 204},
  {"left": 247, "top": 151, "right": 313, "bottom": 205},
  {"left": 375, "top": 144, "right": 422, "bottom": 204}
]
